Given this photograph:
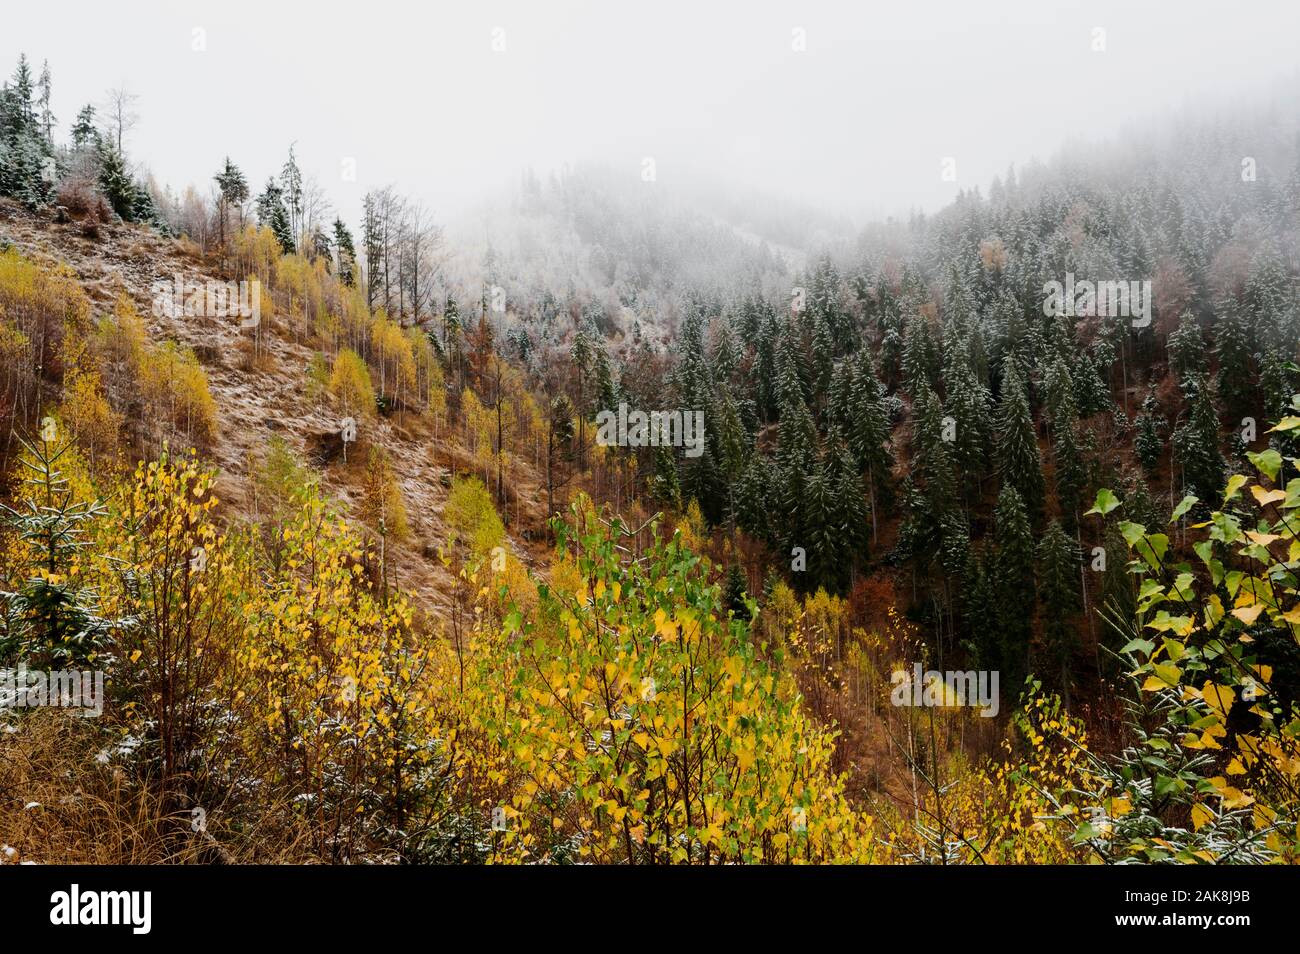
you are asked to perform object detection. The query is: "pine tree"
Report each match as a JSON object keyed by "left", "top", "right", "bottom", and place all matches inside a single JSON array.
[
  {"left": 650, "top": 441, "right": 681, "bottom": 512},
  {"left": 130, "top": 183, "right": 170, "bottom": 234},
  {"left": 0, "top": 55, "right": 54, "bottom": 208},
  {"left": 1167, "top": 311, "right": 1207, "bottom": 386},
  {"left": 1135, "top": 391, "right": 1164, "bottom": 475},
  {"left": 1052, "top": 393, "right": 1086, "bottom": 533},
  {"left": 733, "top": 453, "right": 772, "bottom": 543},
  {"left": 993, "top": 485, "right": 1035, "bottom": 693},
  {"left": 1038, "top": 519, "right": 1081, "bottom": 706},
  {"left": 1073, "top": 352, "right": 1113, "bottom": 418},
  {"left": 827, "top": 437, "right": 870, "bottom": 587},
  {"left": 333, "top": 218, "right": 357, "bottom": 287},
  {"left": 96, "top": 140, "right": 136, "bottom": 219},
  {"left": 963, "top": 549, "right": 1000, "bottom": 669},
  {"left": 777, "top": 387, "right": 818, "bottom": 558},
  {"left": 911, "top": 379, "right": 957, "bottom": 514},
  {"left": 213, "top": 156, "right": 249, "bottom": 247},
  {"left": 846, "top": 350, "right": 894, "bottom": 535},
  {"left": 1214, "top": 303, "right": 1254, "bottom": 420},
  {"left": 281, "top": 144, "right": 304, "bottom": 245},
  {"left": 901, "top": 312, "right": 939, "bottom": 396},
  {"left": 71, "top": 104, "right": 98, "bottom": 149},
  {"left": 944, "top": 342, "right": 993, "bottom": 488},
  {"left": 801, "top": 456, "right": 840, "bottom": 594},
  {"left": 1173, "top": 376, "right": 1226, "bottom": 501},
  {"left": 0, "top": 437, "right": 113, "bottom": 667},
  {"left": 995, "top": 362, "right": 1044, "bottom": 517}
]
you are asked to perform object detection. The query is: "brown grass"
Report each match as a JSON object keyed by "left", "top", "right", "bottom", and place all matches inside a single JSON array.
[{"left": 0, "top": 710, "right": 316, "bottom": 864}]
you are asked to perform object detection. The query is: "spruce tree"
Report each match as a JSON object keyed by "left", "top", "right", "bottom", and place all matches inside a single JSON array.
[
  {"left": 995, "top": 362, "right": 1044, "bottom": 517},
  {"left": 71, "top": 104, "right": 98, "bottom": 150},
  {"left": 213, "top": 156, "right": 249, "bottom": 246},
  {"left": 96, "top": 140, "right": 136, "bottom": 219},
  {"left": 1038, "top": 519, "right": 1081, "bottom": 706},
  {"left": 1172, "top": 376, "right": 1226, "bottom": 501},
  {"left": 651, "top": 442, "right": 681, "bottom": 512},
  {"left": 1167, "top": 311, "right": 1207, "bottom": 386},
  {"left": 1214, "top": 304, "right": 1254, "bottom": 421},
  {"left": 333, "top": 218, "right": 357, "bottom": 286},
  {"left": 801, "top": 456, "right": 839, "bottom": 593},
  {"left": 256, "top": 177, "right": 294, "bottom": 253},
  {"left": 993, "top": 485, "right": 1035, "bottom": 694},
  {"left": 911, "top": 380, "right": 957, "bottom": 514},
  {"left": 846, "top": 349, "right": 894, "bottom": 538},
  {"left": 0, "top": 438, "right": 113, "bottom": 667},
  {"left": 1051, "top": 391, "right": 1087, "bottom": 533},
  {"left": 1135, "top": 391, "right": 1164, "bottom": 475}
]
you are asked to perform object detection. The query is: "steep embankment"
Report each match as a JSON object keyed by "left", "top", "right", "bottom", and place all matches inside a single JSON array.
[{"left": 0, "top": 200, "right": 550, "bottom": 618}]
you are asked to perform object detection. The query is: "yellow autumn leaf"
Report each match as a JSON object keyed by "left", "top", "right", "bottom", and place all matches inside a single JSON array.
[{"left": 1232, "top": 604, "right": 1265, "bottom": 625}]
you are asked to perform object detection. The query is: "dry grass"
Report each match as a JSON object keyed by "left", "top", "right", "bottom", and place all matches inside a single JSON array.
[{"left": 0, "top": 710, "right": 316, "bottom": 864}]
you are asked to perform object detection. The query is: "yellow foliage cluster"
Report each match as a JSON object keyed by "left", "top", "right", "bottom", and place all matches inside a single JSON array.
[
  {"left": 453, "top": 501, "right": 881, "bottom": 864},
  {"left": 359, "top": 445, "right": 410, "bottom": 543},
  {"left": 328, "top": 347, "right": 375, "bottom": 419},
  {"left": 0, "top": 248, "right": 91, "bottom": 427},
  {"left": 86, "top": 296, "right": 218, "bottom": 452}
]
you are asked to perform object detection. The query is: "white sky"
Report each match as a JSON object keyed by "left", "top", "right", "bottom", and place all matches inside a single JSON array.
[{"left": 6, "top": 0, "right": 1300, "bottom": 232}]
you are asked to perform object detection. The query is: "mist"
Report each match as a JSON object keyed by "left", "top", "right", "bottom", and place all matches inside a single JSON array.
[{"left": 7, "top": 0, "right": 1300, "bottom": 234}]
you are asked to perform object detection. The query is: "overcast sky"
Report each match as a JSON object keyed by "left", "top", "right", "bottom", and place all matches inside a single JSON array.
[{"left": 6, "top": 0, "right": 1300, "bottom": 232}]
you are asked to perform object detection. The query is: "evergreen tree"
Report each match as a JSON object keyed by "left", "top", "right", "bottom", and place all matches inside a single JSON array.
[
  {"left": 993, "top": 485, "right": 1035, "bottom": 693},
  {"left": 1038, "top": 519, "right": 1081, "bottom": 706},
  {"left": 845, "top": 350, "right": 894, "bottom": 538},
  {"left": 255, "top": 177, "right": 295, "bottom": 254},
  {"left": 213, "top": 156, "right": 249, "bottom": 247},
  {"left": 901, "top": 312, "right": 939, "bottom": 396},
  {"left": 130, "top": 182, "right": 169, "bottom": 234},
  {"left": 96, "top": 140, "right": 136, "bottom": 219},
  {"left": 0, "top": 438, "right": 114, "bottom": 668},
  {"left": 963, "top": 549, "right": 1000, "bottom": 668},
  {"left": 70, "top": 104, "right": 98, "bottom": 149},
  {"left": 0, "top": 55, "right": 54, "bottom": 208},
  {"left": 333, "top": 218, "right": 357, "bottom": 287},
  {"left": 1214, "top": 303, "right": 1254, "bottom": 420},
  {"left": 1172, "top": 376, "right": 1226, "bottom": 501},
  {"left": 944, "top": 342, "right": 993, "bottom": 488},
  {"left": 801, "top": 456, "right": 840, "bottom": 594},
  {"left": 995, "top": 362, "right": 1044, "bottom": 517},
  {"left": 1167, "top": 311, "right": 1208, "bottom": 386},
  {"left": 1135, "top": 391, "right": 1164, "bottom": 476},
  {"left": 281, "top": 144, "right": 304, "bottom": 245},
  {"left": 911, "top": 379, "right": 957, "bottom": 514},
  {"left": 649, "top": 442, "right": 681, "bottom": 510},
  {"left": 733, "top": 453, "right": 772, "bottom": 543},
  {"left": 1052, "top": 398, "right": 1087, "bottom": 533},
  {"left": 1073, "top": 352, "right": 1113, "bottom": 418},
  {"left": 776, "top": 386, "right": 818, "bottom": 558}
]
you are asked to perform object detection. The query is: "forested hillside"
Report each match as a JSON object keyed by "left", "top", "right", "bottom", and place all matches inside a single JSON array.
[{"left": 1, "top": 50, "right": 1298, "bottom": 866}]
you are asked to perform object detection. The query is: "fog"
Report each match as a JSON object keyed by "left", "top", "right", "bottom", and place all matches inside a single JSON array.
[{"left": 6, "top": 0, "right": 1300, "bottom": 231}]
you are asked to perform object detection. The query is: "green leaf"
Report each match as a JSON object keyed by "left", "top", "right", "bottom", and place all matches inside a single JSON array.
[
  {"left": 1118, "top": 520, "right": 1147, "bottom": 548},
  {"left": 1086, "top": 488, "right": 1122, "bottom": 517},
  {"left": 1246, "top": 449, "right": 1282, "bottom": 484},
  {"left": 1121, "top": 637, "right": 1156, "bottom": 657},
  {"left": 1170, "top": 495, "right": 1198, "bottom": 522},
  {"left": 1223, "top": 473, "right": 1248, "bottom": 503}
]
